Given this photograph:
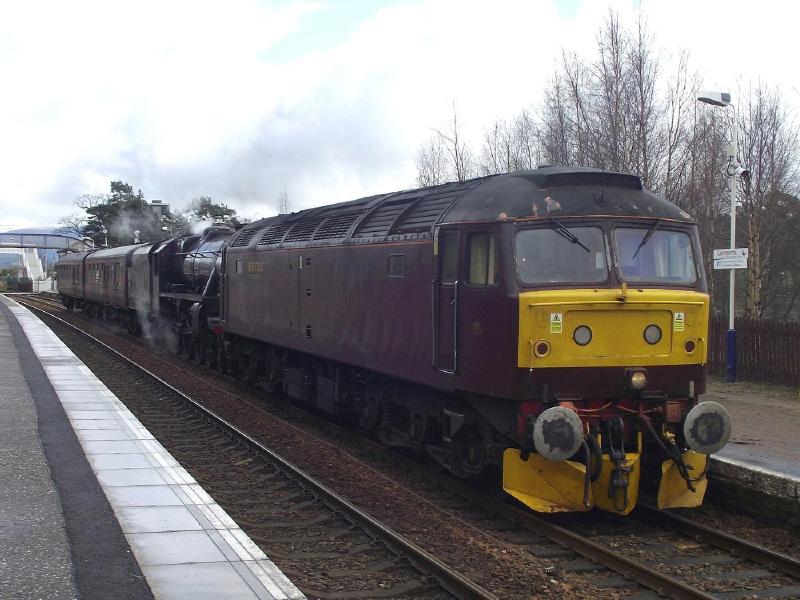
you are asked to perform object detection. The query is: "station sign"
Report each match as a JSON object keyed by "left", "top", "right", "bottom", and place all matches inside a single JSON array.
[{"left": 713, "top": 248, "right": 748, "bottom": 270}]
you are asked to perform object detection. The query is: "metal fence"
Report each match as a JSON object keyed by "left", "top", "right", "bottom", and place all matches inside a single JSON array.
[{"left": 709, "top": 315, "right": 800, "bottom": 385}]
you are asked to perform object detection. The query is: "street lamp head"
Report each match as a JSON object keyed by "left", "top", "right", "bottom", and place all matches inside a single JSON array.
[
  {"left": 735, "top": 165, "right": 750, "bottom": 182},
  {"left": 698, "top": 90, "right": 732, "bottom": 107}
]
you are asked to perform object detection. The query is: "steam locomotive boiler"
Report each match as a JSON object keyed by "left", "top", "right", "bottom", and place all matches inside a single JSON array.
[{"left": 57, "top": 167, "right": 732, "bottom": 514}]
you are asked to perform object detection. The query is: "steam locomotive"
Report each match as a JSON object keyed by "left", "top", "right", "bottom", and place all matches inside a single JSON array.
[{"left": 56, "top": 166, "right": 732, "bottom": 514}]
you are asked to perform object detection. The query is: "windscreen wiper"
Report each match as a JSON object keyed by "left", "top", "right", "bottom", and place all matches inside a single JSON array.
[
  {"left": 549, "top": 218, "right": 590, "bottom": 252},
  {"left": 631, "top": 219, "right": 661, "bottom": 259}
]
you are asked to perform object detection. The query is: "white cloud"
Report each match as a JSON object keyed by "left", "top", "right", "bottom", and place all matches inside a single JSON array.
[{"left": 0, "top": 0, "right": 796, "bottom": 230}]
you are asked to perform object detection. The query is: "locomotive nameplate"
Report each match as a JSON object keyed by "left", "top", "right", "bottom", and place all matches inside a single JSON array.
[{"left": 246, "top": 261, "right": 264, "bottom": 279}]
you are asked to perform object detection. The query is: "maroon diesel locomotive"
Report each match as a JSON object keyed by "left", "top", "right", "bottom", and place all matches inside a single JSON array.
[{"left": 56, "top": 167, "right": 732, "bottom": 514}]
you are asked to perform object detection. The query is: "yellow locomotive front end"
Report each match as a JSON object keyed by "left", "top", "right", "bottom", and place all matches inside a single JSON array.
[{"left": 502, "top": 218, "right": 731, "bottom": 515}]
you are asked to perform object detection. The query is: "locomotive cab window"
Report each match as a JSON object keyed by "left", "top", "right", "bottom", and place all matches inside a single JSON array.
[
  {"left": 614, "top": 227, "right": 697, "bottom": 284},
  {"left": 468, "top": 232, "right": 498, "bottom": 285},
  {"left": 440, "top": 231, "right": 459, "bottom": 283},
  {"left": 515, "top": 226, "right": 607, "bottom": 285}
]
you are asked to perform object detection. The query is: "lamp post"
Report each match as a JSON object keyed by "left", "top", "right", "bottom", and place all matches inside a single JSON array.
[{"left": 697, "top": 90, "right": 738, "bottom": 382}]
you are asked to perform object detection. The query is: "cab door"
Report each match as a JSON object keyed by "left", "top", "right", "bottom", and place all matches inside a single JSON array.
[{"left": 434, "top": 228, "right": 459, "bottom": 373}]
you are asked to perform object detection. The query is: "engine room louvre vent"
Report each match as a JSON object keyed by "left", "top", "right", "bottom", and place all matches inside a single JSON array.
[
  {"left": 391, "top": 195, "right": 456, "bottom": 234},
  {"left": 353, "top": 200, "right": 415, "bottom": 238},
  {"left": 257, "top": 222, "right": 293, "bottom": 245},
  {"left": 313, "top": 213, "right": 360, "bottom": 240},
  {"left": 230, "top": 229, "right": 259, "bottom": 247},
  {"left": 284, "top": 217, "right": 325, "bottom": 243}
]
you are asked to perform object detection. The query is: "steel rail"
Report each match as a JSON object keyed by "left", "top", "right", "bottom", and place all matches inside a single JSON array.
[
  {"left": 16, "top": 298, "right": 498, "bottom": 600},
  {"left": 446, "top": 487, "right": 716, "bottom": 600},
  {"left": 637, "top": 503, "right": 800, "bottom": 580}
]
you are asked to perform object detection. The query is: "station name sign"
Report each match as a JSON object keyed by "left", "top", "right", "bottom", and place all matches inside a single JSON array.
[{"left": 713, "top": 248, "right": 748, "bottom": 270}]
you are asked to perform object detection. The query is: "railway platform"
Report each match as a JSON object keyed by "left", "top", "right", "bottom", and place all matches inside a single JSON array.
[
  {"left": 0, "top": 295, "right": 305, "bottom": 600},
  {"left": 705, "top": 380, "right": 800, "bottom": 522}
]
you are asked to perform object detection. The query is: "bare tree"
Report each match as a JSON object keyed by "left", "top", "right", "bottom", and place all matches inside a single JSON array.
[
  {"left": 659, "top": 52, "right": 695, "bottom": 202},
  {"left": 479, "top": 117, "right": 514, "bottom": 175},
  {"left": 624, "top": 15, "right": 660, "bottom": 187},
  {"left": 736, "top": 83, "right": 798, "bottom": 318},
  {"left": 512, "top": 109, "right": 541, "bottom": 170},
  {"left": 415, "top": 101, "right": 476, "bottom": 185},
  {"left": 434, "top": 101, "right": 475, "bottom": 182},
  {"left": 57, "top": 213, "right": 87, "bottom": 239},
  {"left": 415, "top": 135, "right": 449, "bottom": 187},
  {"left": 685, "top": 105, "right": 731, "bottom": 313},
  {"left": 593, "top": 11, "right": 630, "bottom": 171}
]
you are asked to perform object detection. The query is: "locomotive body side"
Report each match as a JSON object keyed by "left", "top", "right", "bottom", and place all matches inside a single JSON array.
[{"left": 225, "top": 238, "right": 441, "bottom": 389}]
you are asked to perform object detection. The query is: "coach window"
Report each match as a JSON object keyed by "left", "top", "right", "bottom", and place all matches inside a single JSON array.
[
  {"left": 388, "top": 254, "right": 405, "bottom": 278},
  {"left": 440, "top": 232, "right": 459, "bottom": 283},
  {"left": 468, "top": 232, "right": 498, "bottom": 285}
]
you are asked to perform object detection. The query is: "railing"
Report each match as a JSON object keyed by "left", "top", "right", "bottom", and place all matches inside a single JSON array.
[{"left": 709, "top": 315, "right": 800, "bottom": 385}]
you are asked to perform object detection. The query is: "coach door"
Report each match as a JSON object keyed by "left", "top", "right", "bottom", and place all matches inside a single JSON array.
[{"left": 434, "top": 228, "right": 459, "bottom": 373}]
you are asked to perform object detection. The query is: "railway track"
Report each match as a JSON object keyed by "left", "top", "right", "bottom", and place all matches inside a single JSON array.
[
  {"left": 14, "top": 294, "right": 800, "bottom": 599},
  {"left": 17, "top": 299, "right": 495, "bottom": 600}
]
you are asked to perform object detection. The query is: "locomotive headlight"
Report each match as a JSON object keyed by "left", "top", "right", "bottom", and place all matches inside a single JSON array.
[
  {"left": 533, "top": 340, "right": 551, "bottom": 358},
  {"left": 684, "top": 401, "right": 732, "bottom": 454},
  {"left": 572, "top": 325, "right": 592, "bottom": 346},
  {"left": 629, "top": 371, "right": 647, "bottom": 390},
  {"left": 644, "top": 324, "right": 662, "bottom": 345}
]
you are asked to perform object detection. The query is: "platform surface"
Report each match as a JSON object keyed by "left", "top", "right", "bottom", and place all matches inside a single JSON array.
[
  {"left": 0, "top": 299, "right": 78, "bottom": 599},
  {"left": 0, "top": 295, "right": 305, "bottom": 600}
]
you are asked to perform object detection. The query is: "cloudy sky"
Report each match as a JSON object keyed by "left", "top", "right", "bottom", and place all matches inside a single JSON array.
[{"left": 0, "top": 0, "right": 796, "bottom": 230}]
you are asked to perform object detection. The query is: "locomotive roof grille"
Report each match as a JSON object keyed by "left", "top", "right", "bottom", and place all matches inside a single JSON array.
[
  {"left": 284, "top": 217, "right": 325, "bottom": 242},
  {"left": 392, "top": 195, "right": 457, "bottom": 234},
  {"left": 531, "top": 171, "right": 642, "bottom": 190},
  {"left": 313, "top": 213, "right": 360, "bottom": 240},
  {"left": 230, "top": 229, "right": 259, "bottom": 247},
  {"left": 353, "top": 201, "right": 413, "bottom": 238},
  {"left": 257, "top": 222, "right": 293, "bottom": 245}
]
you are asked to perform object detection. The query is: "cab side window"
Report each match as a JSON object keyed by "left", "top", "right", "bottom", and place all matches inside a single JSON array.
[
  {"left": 468, "top": 232, "right": 498, "bottom": 285},
  {"left": 440, "top": 232, "right": 459, "bottom": 283}
]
